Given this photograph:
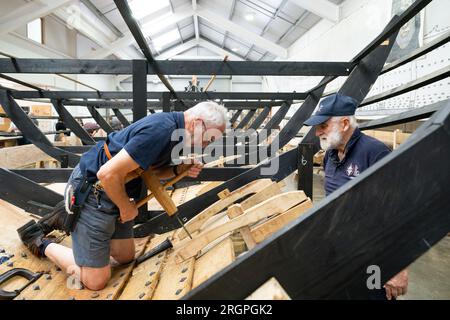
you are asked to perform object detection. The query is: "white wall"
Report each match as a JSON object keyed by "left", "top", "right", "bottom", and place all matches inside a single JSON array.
[
  {"left": 43, "top": 16, "right": 77, "bottom": 57},
  {"left": 263, "top": 0, "right": 450, "bottom": 117},
  {"left": 263, "top": 0, "right": 391, "bottom": 92}
]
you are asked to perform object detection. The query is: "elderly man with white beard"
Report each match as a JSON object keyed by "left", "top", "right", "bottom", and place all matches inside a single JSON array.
[{"left": 303, "top": 93, "right": 408, "bottom": 300}]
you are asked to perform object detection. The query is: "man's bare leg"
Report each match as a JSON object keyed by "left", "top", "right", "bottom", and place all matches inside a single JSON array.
[
  {"left": 110, "top": 238, "right": 135, "bottom": 264},
  {"left": 44, "top": 243, "right": 111, "bottom": 290}
]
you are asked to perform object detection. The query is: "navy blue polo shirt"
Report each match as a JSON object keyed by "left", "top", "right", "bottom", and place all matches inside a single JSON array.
[
  {"left": 323, "top": 128, "right": 391, "bottom": 196},
  {"left": 79, "top": 112, "right": 185, "bottom": 198}
]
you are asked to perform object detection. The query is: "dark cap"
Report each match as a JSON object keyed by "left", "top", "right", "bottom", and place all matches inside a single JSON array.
[{"left": 303, "top": 93, "right": 358, "bottom": 126}]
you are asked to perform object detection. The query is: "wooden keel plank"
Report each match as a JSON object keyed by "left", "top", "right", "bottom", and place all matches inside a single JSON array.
[
  {"left": 9, "top": 236, "right": 72, "bottom": 300},
  {"left": 118, "top": 234, "right": 172, "bottom": 300},
  {"left": 251, "top": 198, "right": 313, "bottom": 243},
  {"left": 152, "top": 253, "right": 195, "bottom": 300},
  {"left": 175, "top": 191, "right": 306, "bottom": 262},
  {"left": 118, "top": 232, "right": 173, "bottom": 300},
  {"left": 15, "top": 237, "right": 149, "bottom": 300},
  {"left": 192, "top": 237, "right": 235, "bottom": 289}
]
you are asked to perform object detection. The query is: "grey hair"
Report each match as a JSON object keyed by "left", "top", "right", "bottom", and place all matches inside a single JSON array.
[
  {"left": 331, "top": 115, "right": 358, "bottom": 129},
  {"left": 186, "top": 100, "right": 229, "bottom": 128}
]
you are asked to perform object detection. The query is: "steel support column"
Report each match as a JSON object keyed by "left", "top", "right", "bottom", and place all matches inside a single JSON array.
[{"left": 132, "top": 59, "right": 147, "bottom": 122}]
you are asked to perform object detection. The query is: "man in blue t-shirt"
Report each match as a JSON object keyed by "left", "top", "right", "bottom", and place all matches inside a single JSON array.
[
  {"left": 21, "top": 101, "right": 228, "bottom": 290},
  {"left": 304, "top": 93, "right": 408, "bottom": 300}
]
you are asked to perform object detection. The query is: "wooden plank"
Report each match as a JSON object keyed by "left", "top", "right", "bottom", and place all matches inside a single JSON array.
[
  {"left": 246, "top": 277, "right": 291, "bottom": 300},
  {"left": 177, "top": 179, "right": 273, "bottom": 240},
  {"left": 142, "top": 171, "right": 177, "bottom": 215},
  {"left": 196, "top": 213, "right": 231, "bottom": 257},
  {"left": 239, "top": 182, "right": 283, "bottom": 211},
  {"left": 0, "top": 200, "right": 38, "bottom": 251},
  {"left": 118, "top": 233, "right": 172, "bottom": 300},
  {"left": 203, "top": 155, "right": 241, "bottom": 168},
  {"left": 175, "top": 191, "right": 306, "bottom": 262},
  {"left": 192, "top": 237, "right": 235, "bottom": 289},
  {"left": 240, "top": 226, "right": 257, "bottom": 250},
  {"left": 227, "top": 204, "right": 256, "bottom": 250},
  {"left": 363, "top": 129, "right": 410, "bottom": 148},
  {"left": 171, "top": 184, "right": 205, "bottom": 206},
  {"left": 251, "top": 198, "right": 313, "bottom": 243},
  {"left": 151, "top": 253, "right": 195, "bottom": 300},
  {"left": 0, "top": 144, "right": 56, "bottom": 168},
  {"left": 314, "top": 150, "right": 325, "bottom": 166},
  {"left": 15, "top": 237, "right": 149, "bottom": 300},
  {"left": 199, "top": 211, "right": 230, "bottom": 232},
  {"left": 196, "top": 181, "right": 223, "bottom": 197},
  {"left": 146, "top": 190, "right": 173, "bottom": 211},
  {"left": 1, "top": 235, "right": 72, "bottom": 300}
]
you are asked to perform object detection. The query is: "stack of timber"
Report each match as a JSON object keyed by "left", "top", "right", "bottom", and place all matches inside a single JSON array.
[{"left": 0, "top": 178, "right": 313, "bottom": 300}]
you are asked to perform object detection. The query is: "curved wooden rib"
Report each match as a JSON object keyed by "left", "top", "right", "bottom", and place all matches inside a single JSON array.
[
  {"left": 177, "top": 179, "right": 273, "bottom": 240},
  {"left": 175, "top": 191, "right": 307, "bottom": 262}
]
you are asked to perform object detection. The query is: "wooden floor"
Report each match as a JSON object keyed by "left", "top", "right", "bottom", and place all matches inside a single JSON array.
[{"left": 0, "top": 179, "right": 309, "bottom": 300}]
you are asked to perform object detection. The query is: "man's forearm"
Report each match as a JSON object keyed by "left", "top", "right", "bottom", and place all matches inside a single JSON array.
[{"left": 99, "top": 174, "right": 133, "bottom": 210}]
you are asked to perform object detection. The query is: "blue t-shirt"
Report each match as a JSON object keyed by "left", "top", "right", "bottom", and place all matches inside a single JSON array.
[
  {"left": 323, "top": 128, "right": 391, "bottom": 196},
  {"left": 79, "top": 112, "right": 185, "bottom": 198}
]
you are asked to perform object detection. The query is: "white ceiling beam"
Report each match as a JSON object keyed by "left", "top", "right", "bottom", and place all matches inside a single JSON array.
[
  {"left": 198, "top": 39, "right": 243, "bottom": 61},
  {"left": 196, "top": 5, "right": 287, "bottom": 58},
  {"left": 193, "top": 16, "right": 200, "bottom": 41},
  {"left": 0, "top": 0, "right": 74, "bottom": 36},
  {"left": 83, "top": 4, "right": 194, "bottom": 59},
  {"left": 192, "top": 0, "right": 199, "bottom": 40},
  {"left": 0, "top": 32, "right": 72, "bottom": 58},
  {"left": 289, "top": 0, "right": 340, "bottom": 23}
]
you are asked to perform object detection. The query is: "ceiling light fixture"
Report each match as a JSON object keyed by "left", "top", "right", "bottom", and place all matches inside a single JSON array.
[{"left": 244, "top": 12, "right": 255, "bottom": 21}]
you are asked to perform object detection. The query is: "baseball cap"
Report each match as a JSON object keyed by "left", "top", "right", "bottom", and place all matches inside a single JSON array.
[{"left": 304, "top": 93, "right": 358, "bottom": 126}]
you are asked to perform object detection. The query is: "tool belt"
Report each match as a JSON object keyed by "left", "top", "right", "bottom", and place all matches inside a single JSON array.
[{"left": 63, "top": 176, "right": 93, "bottom": 234}]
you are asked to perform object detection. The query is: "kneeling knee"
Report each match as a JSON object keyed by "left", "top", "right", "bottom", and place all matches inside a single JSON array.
[
  {"left": 113, "top": 251, "right": 135, "bottom": 264},
  {"left": 82, "top": 267, "right": 110, "bottom": 290}
]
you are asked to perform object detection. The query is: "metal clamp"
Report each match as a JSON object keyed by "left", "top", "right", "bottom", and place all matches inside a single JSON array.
[{"left": 0, "top": 268, "right": 43, "bottom": 300}]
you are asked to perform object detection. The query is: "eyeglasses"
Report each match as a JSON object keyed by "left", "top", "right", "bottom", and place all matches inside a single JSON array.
[{"left": 198, "top": 120, "right": 215, "bottom": 144}]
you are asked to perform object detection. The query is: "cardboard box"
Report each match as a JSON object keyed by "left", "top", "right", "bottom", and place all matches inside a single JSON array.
[{"left": 31, "top": 104, "right": 52, "bottom": 117}]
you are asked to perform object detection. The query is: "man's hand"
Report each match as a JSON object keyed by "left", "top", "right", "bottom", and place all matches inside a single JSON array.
[
  {"left": 119, "top": 203, "right": 138, "bottom": 223},
  {"left": 186, "top": 163, "right": 203, "bottom": 178},
  {"left": 384, "top": 269, "right": 408, "bottom": 300},
  {"left": 176, "top": 160, "right": 203, "bottom": 178}
]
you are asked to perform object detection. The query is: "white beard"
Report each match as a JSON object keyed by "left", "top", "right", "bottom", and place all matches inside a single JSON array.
[{"left": 320, "top": 129, "right": 342, "bottom": 151}]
